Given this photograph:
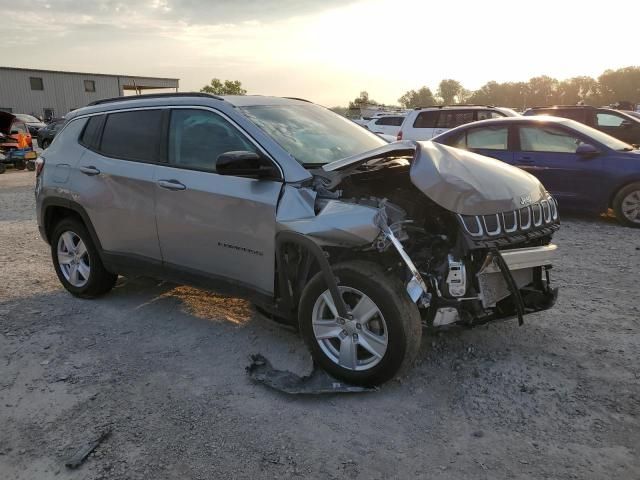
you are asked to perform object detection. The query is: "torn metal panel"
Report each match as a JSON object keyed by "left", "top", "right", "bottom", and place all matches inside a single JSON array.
[
  {"left": 278, "top": 200, "right": 380, "bottom": 247},
  {"left": 65, "top": 429, "right": 111, "bottom": 469},
  {"left": 247, "top": 354, "right": 376, "bottom": 394},
  {"left": 275, "top": 185, "right": 317, "bottom": 222}
]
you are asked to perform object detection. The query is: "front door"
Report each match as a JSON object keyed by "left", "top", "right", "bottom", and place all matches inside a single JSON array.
[
  {"left": 154, "top": 108, "right": 283, "bottom": 295},
  {"left": 514, "top": 124, "right": 604, "bottom": 209}
]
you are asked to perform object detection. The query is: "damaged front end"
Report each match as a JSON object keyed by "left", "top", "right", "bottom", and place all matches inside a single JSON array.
[{"left": 276, "top": 140, "right": 559, "bottom": 328}]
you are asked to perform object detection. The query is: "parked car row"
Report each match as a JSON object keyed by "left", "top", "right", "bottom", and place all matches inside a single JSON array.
[{"left": 431, "top": 116, "right": 640, "bottom": 227}]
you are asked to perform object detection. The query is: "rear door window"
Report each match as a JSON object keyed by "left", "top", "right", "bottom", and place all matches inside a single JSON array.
[
  {"left": 100, "top": 110, "right": 163, "bottom": 162},
  {"left": 519, "top": 125, "right": 583, "bottom": 153},
  {"left": 413, "top": 111, "right": 438, "bottom": 128},
  {"left": 476, "top": 110, "right": 505, "bottom": 121},
  {"left": 79, "top": 115, "right": 104, "bottom": 148},
  {"left": 466, "top": 126, "right": 509, "bottom": 150},
  {"left": 376, "top": 116, "right": 404, "bottom": 126},
  {"left": 436, "top": 111, "right": 474, "bottom": 129}
]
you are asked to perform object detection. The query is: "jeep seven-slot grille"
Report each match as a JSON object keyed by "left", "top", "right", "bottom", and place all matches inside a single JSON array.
[{"left": 457, "top": 196, "right": 559, "bottom": 247}]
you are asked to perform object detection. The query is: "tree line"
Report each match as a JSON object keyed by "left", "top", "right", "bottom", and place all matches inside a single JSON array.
[{"left": 346, "top": 66, "right": 640, "bottom": 111}]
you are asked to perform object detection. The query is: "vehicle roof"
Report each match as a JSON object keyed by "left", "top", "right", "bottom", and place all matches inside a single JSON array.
[
  {"left": 66, "top": 93, "right": 314, "bottom": 120},
  {"left": 431, "top": 115, "right": 576, "bottom": 138}
]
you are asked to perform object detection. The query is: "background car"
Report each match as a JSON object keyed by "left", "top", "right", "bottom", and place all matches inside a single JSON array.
[
  {"left": 432, "top": 116, "right": 640, "bottom": 227},
  {"left": 523, "top": 105, "right": 640, "bottom": 146},
  {"left": 14, "top": 114, "right": 46, "bottom": 136},
  {"left": 364, "top": 114, "right": 406, "bottom": 137},
  {"left": 397, "top": 105, "right": 520, "bottom": 141},
  {"left": 37, "top": 118, "right": 66, "bottom": 149}
]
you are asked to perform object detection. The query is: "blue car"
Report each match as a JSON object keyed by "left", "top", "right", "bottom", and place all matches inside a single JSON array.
[{"left": 432, "top": 116, "right": 640, "bottom": 227}]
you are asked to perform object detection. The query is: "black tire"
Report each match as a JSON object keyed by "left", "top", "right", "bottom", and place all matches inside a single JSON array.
[
  {"left": 0, "top": 163, "right": 5, "bottom": 174},
  {"left": 298, "top": 260, "right": 422, "bottom": 386},
  {"left": 612, "top": 182, "right": 640, "bottom": 228},
  {"left": 26, "top": 160, "right": 35, "bottom": 172},
  {"left": 51, "top": 217, "right": 117, "bottom": 298},
  {"left": 14, "top": 159, "right": 26, "bottom": 170}
]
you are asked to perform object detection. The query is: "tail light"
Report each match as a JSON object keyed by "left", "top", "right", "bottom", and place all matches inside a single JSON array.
[
  {"left": 397, "top": 131, "right": 403, "bottom": 141},
  {"left": 35, "top": 157, "right": 45, "bottom": 177}
]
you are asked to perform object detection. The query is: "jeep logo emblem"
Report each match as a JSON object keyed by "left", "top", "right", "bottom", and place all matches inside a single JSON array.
[{"left": 519, "top": 195, "right": 532, "bottom": 206}]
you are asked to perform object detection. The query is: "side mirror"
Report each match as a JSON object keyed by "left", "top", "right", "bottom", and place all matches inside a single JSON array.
[
  {"left": 576, "top": 143, "right": 599, "bottom": 157},
  {"left": 216, "top": 151, "right": 278, "bottom": 179}
]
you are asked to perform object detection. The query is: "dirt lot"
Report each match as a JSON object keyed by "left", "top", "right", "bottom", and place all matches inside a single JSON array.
[{"left": 1, "top": 169, "right": 639, "bottom": 480}]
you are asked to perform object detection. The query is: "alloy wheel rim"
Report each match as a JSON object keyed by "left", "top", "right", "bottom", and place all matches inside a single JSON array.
[
  {"left": 311, "top": 286, "right": 388, "bottom": 371},
  {"left": 621, "top": 190, "right": 640, "bottom": 224},
  {"left": 57, "top": 231, "right": 90, "bottom": 287}
]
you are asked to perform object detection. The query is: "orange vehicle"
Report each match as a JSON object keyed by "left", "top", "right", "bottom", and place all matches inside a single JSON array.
[{"left": 0, "top": 111, "right": 37, "bottom": 173}]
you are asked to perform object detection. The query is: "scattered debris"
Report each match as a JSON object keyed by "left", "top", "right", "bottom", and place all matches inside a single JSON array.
[
  {"left": 64, "top": 429, "right": 112, "bottom": 469},
  {"left": 246, "top": 354, "right": 375, "bottom": 394}
]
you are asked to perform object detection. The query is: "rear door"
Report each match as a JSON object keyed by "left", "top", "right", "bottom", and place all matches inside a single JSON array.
[
  {"left": 406, "top": 110, "right": 438, "bottom": 140},
  {"left": 514, "top": 123, "right": 604, "bottom": 209},
  {"left": 73, "top": 110, "right": 163, "bottom": 262},
  {"left": 154, "top": 108, "right": 283, "bottom": 295}
]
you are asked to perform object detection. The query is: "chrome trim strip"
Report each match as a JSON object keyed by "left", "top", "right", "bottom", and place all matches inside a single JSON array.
[
  {"left": 502, "top": 211, "right": 518, "bottom": 233},
  {"left": 458, "top": 214, "right": 484, "bottom": 237},
  {"left": 519, "top": 205, "right": 531, "bottom": 230},
  {"left": 541, "top": 200, "right": 551, "bottom": 223},
  {"left": 532, "top": 203, "right": 543, "bottom": 227},
  {"left": 482, "top": 214, "right": 501, "bottom": 236}
]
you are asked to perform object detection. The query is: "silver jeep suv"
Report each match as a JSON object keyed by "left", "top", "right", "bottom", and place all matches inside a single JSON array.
[{"left": 35, "top": 93, "right": 559, "bottom": 386}]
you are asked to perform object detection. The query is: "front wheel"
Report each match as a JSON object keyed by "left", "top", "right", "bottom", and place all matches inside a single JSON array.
[
  {"left": 51, "top": 218, "right": 117, "bottom": 298},
  {"left": 613, "top": 182, "right": 640, "bottom": 228},
  {"left": 299, "top": 261, "right": 422, "bottom": 386},
  {"left": 14, "top": 159, "right": 26, "bottom": 170}
]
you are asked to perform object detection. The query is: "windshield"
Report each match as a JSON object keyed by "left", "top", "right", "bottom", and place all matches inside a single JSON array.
[
  {"left": 241, "top": 104, "right": 386, "bottom": 165},
  {"left": 563, "top": 119, "right": 635, "bottom": 150},
  {"left": 15, "top": 114, "right": 40, "bottom": 123}
]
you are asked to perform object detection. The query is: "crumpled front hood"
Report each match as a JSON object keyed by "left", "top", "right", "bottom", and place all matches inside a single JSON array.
[
  {"left": 410, "top": 142, "right": 547, "bottom": 215},
  {"left": 323, "top": 140, "right": 547, "bottom": 216}
]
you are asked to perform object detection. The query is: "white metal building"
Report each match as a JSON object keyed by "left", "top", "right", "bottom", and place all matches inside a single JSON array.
[{"left": 0, "top": 67, "right": 179, "bottom": 120}]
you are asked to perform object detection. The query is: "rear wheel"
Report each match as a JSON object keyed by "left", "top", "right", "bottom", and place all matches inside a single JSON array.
[
  {"left": 299, "top": 260, "right": 422, "bottom": 386},
  {"left": 613, "top": 182, "right": 640, "bottom": 228},
  {"left": 51, "top": 218, "right": 117, "bottom": 298},
  {"left": 26, "top": 160, "right": 35, "bottom": 172},
  {"left": 14, "top": 159, "right": 26, "bottom": 170},
  {"left": 0, "top": 163, "right": 5, "bottom": 174}
]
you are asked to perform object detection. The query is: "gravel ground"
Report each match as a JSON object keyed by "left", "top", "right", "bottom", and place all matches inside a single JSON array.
[{"left": 1, "top": 169, "right": 639, "bottom": 480}]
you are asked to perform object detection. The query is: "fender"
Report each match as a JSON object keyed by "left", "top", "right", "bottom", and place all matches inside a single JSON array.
[
  {"left": 40, "top": 197, "right": 106, "bottom": 262},
  {"left": 275, "top": 231, "right": 349, "bottom": 321}
]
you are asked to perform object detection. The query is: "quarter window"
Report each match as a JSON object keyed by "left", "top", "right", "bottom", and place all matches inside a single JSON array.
[
  {"left": 84, "top": 80, "right": 96, "bottom": 92},
  {"left": 80, "top": 115, "right": 104, "bottom": 148},
  {"left": 168, "top": 109, "right": 257, "bottom": 172},
  {"left": 100, "top": 110, "right": 162, "bottom": 162},
  {"left": 30, "top": 77, "right": 44, "bottom": 90},
  {"left": 519, "top": 126, "right": 583, "bottom": 153},
  {"left": 596, "top": 112, "right": 625, "bottom": 127}
]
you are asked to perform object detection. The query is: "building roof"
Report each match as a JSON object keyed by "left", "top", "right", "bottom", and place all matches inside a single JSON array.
[{"left": 0, "top": 66, "right": 178, "bottom": 82}]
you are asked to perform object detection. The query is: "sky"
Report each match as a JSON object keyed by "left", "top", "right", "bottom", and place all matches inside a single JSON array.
[{"left": 1, "top": 0, "right": 637, "bottom": 106}]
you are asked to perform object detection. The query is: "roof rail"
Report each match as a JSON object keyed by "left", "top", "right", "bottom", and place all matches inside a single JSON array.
[
  {"left": 283, "top": 97, "right": 312, "bottom": 103},
  {"left": 413, "top": 104, "right": 498, "bottom": 110},
  {"left": 88, "top": 92, "right": 223, "bottom": 106}
]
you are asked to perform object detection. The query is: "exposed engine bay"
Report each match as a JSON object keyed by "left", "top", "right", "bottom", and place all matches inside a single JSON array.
[{"left": 277, "top": 141, "right": 559, "bottom": 328}]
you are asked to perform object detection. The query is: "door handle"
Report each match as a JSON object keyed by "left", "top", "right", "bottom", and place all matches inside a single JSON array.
[
  {"left": 517, "top": 156, "right": 534, "bottom": 163},
  {"left": 157, "top": 179, "right": 186, "bottom": 191},
  {"left": 79, "top": 166, "right": 100, "bottom": 176}
]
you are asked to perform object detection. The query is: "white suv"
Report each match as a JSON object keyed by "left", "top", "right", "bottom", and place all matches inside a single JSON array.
[
  {"left": 365, "top": 114, "right": 406, "bottom": 137},
  {"left": 397, "top": 105, "right": 519, "bottom": 141}
]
